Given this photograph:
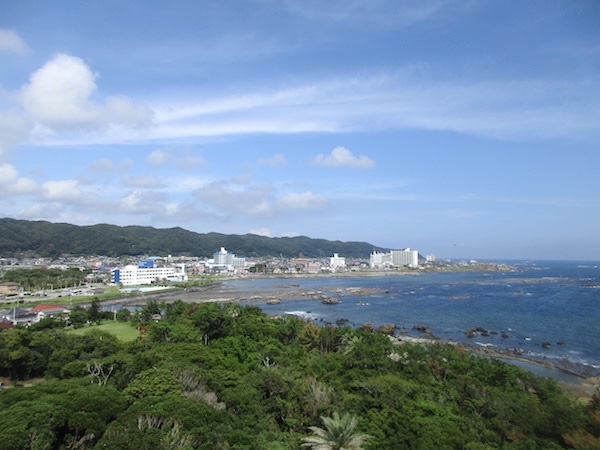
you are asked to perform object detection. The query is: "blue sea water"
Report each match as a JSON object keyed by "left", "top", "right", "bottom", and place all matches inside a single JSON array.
[{"left": 228, "top": 260, "right": 600, "bottom": 377}]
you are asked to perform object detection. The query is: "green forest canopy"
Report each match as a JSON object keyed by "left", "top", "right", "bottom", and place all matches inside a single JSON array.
[
  {"left": 0, "top": 218, "right": 387, "bottom": 258},
  {"left": 1, "top": 300, "right": 599, "bottom": 449}
]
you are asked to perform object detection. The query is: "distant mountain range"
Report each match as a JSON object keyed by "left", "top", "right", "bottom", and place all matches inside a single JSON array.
[{"left": 0, "top": 218, "right": 387, "bottom": 259}]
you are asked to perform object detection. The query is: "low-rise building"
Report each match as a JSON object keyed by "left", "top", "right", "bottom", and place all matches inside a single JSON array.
[
  {"left": 111, "top": 260, "right": 187, "bottom": 286},
  {"left": 0, "top": 307, "right": 37, "bottom": 326},
  {"left": 31, "top": 304, "right": 70, "bottom": 322},
  {"left": 0, "top": 282, "right": 19, "bottom": 295}
]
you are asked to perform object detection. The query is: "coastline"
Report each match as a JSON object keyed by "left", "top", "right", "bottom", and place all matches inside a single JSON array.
[
  {"left": 102, "top": 274, "right": 600, "bottom": 399},
  {"left": 392, "top": 335, "right": 600, "bottom": 400}
]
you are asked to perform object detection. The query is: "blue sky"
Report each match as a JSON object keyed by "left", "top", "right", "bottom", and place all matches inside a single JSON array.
[{"left": 1, "top": 1, "right": 599, "bottom": 261}]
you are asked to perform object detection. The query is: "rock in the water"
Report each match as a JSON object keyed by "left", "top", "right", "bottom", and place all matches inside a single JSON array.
[
  {"left": 377, "top": 323, "right": 397, "bottom": 335},
  {"left": 413, "top": 324, "right": 432, "bottom": 334}
]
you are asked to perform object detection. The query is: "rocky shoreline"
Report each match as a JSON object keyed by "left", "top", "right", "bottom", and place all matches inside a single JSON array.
[{"left": 100, "top": 279, "right": 600, "bottom": 398}]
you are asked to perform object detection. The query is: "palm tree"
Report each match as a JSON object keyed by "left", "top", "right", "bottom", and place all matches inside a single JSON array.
[{"left": 302, "top": 411, "right": 372, "bottom": 449}]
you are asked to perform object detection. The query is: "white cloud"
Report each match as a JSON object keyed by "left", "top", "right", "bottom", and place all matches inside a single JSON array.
[
  {"left": 248, "top": 227, "right": 272, "bottom": 237},
  {"left": 175, "top": 154, "right": 207, "bottom": 170},
  {"left": 41, "top": 179, "right": 82, "bottom": 202},
  {"left": 143, "top": 74, "right": 600, "bottom": 144},
  {"left": 162, "top": 175, "right": 211, "bottom": 193},
  {"left": 280, "top": 0, "right": 451, "bottom": 28},
  {"left": 259, "top": 153, "right": 287, "bottom": 167},
  {"left": 21, "top": 53, "right": 153, "bottom": 130},
  {"left": 0, "top": 29, "right": 30, "bottom": 54},
  {"left": 277, "top": 190, "right": 328, "bottom": 210},
  {"left": 117, "top": 189, "right": 167, "bottom": 215},
  {"left": 192, "top": 179, "right": 328, "bottom": 218},
  {"left": 147, "top": 149, "right": 170, "bottom": 167},
  {"left": 16, "top": 68, "right": 599, "bottom": 148},
  {"left": 18, "top": 202, "right": 66, "bottom": 221},
  {"left": 312, "top": 147, "right": 375, "bottom": 168},
  {"left": 88, "top": 158, "right": 115, "bottom": 172},
  {"left": 122, "top": 175, "right": 162, "bottom": 188},
  {"left": 0, "top": 164, "right": 37, "bottom": 197},
  {"left": 193, "top": 180, "right": 275, "bottom": 218},
  {"left": 0, "top": 111, "right": 31, "bottom": 158}
]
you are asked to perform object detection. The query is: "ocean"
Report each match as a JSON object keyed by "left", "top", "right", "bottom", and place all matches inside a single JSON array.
[{"left": 224, "top": 260, "right": 600, "bottom": 378}]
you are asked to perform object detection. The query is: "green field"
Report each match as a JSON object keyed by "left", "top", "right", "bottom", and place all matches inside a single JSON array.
[{"left": 67, "top": 321, "right": 139, "bottom": 342}]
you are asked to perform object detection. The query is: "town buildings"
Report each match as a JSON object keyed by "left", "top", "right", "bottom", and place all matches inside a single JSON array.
[{"left": 0, "top": 304, "right": 70, "bottom": 326}]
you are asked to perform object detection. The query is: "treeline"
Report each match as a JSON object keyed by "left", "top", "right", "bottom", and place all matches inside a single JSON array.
[
  {"left": 0, "top": 218, "right": 386, "bottom": 258},
  {"left": 1, "top": 301, "right": 599, "bottom": 449},
  {"left": 1, "top": 268, "right": 91, "bottom": 291}
]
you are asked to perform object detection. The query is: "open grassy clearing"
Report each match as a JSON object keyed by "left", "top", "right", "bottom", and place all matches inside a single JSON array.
[{"left": 67, "top": 320, "right": 139, "bottom": 342}]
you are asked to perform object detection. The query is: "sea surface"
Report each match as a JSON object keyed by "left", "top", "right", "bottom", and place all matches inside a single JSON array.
[{"left": 226, "top": 260, "right": 600, "bottom": 378}]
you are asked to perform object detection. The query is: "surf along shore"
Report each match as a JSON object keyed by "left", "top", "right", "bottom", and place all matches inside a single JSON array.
[{"left": 107, "top": 274, "right": 600, "bottom": 400}]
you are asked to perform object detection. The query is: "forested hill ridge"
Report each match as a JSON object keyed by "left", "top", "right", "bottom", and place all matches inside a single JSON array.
[{"left": 0, "top": 218, "right": 387, "bottom": 258}]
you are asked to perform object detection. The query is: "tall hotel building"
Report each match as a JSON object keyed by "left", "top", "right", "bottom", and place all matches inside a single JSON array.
[
  {"left": 391, "top": 248, "right": 419, "bottom": 268},
  {"left": 207, "top": 248, "right": 246, "bottom": 272},
  {"left": 370, "top": 248, "right": 419, "bottom": 268}
]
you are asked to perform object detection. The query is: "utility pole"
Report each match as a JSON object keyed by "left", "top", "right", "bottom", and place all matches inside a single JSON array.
[{"left": 14, "top": 287, "right": 23, "bottom": 325}]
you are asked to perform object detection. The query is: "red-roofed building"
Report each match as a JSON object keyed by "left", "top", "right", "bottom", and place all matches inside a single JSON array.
[{"left": 31, "top": 304, "right": 70, "bottom": 322}]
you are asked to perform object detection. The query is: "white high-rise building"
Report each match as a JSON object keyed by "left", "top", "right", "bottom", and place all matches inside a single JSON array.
[
  {"left": 370, "top": 251, "right": 392, "bottom": 268},
  {"left": 371, "top": 248, "right": 419, "bottom": 268},
  {"left": 329, "top": 253, "right": 346, "bottom": 270},
  {"left": 207, "top": 247, "right": 246, "bottom": 272},
  {"left": 214, "top": 247, "right": 234, "bottom": 266},
  {"left": 391, "top": 248, "right": 419, "bottom": 268}
]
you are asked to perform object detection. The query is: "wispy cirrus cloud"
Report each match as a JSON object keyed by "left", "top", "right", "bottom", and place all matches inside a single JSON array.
[
  {"left": 19, "top": 59, "right": 600, "bottom": 148},
  {"left": 144, "top": 72, "right": 600, "bottom": 143},
  {"left": 279, "top": 0, "right": 454, "bottom": 28}
]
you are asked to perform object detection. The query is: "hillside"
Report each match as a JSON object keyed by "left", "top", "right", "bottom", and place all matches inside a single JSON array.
[{"left": 0, "top": 218, "right": 387, "bottom": 259}]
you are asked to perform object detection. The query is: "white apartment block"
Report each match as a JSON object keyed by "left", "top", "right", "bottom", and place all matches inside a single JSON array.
[
  {"left": 112, "top": 263, "right": 188, "bottom": 286},
  {"left": 370, "top": 251, "right": 392, "bottom": 268},
  {"left": 329, "top": 253, "right": 346, "bottom": 270},
  {"left": 391, "top": 248, "right": 419, "bottom": 267},
  {"left": 371, "top": 248, "right": 419, "bottom": 268}
]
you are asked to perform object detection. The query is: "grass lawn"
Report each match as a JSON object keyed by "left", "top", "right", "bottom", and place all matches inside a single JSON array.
[{"left": 68, "top": 321, "right": 139, "bottom": 342}]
